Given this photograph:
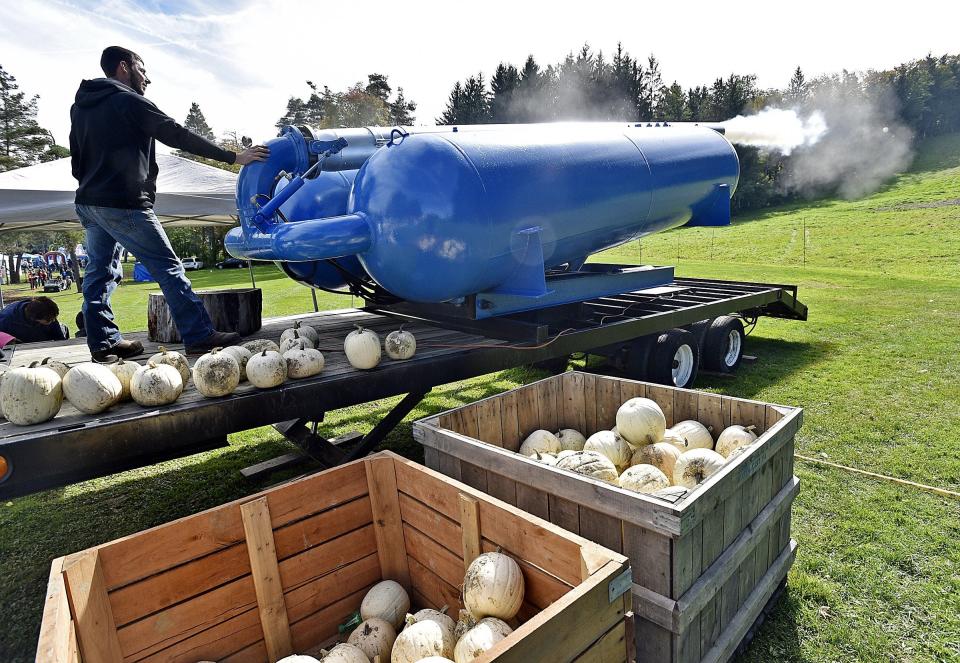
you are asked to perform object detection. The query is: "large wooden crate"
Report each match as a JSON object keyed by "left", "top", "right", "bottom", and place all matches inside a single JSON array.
[
  {"left": 414, "top": 371, "right": 802, "bottom": 663},
  {"left": 37, "top": 451, "right": 633, "bottom": 663}
]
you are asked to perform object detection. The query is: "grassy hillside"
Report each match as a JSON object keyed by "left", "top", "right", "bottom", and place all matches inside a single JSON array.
[{"left": 1, "top": 134, "right": 959, "bottom": 661}]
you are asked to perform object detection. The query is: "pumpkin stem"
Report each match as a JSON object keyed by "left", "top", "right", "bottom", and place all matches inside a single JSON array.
[
  {"left": 294, "top": 320, "right": 301, "bottom": 330},
  {"left": 158, "top": 346, "right": 167, "bottom": 354},
  {"left": 29, "top": 361, "right": 40, "bottom": 368},
  {"left": 148, "top": 360, "right": 157, "bottom": 368},
  {"left": 293, "top": 330, "right": 300, "bottom": 338},
  {"left": 439, "top": 604, "right": 449, "bottom": 614},
  {"left": 41, "top": 357, "right": 51, "bottom": 365},
  {"left": 261, "top": 349, "right": 269, "bottom": 356},
  {"left": 746, "top": 425, "right": 757, "bottom": 431},
  {"left": 211, "top": 347, "right": 221, "bottom": 354}
]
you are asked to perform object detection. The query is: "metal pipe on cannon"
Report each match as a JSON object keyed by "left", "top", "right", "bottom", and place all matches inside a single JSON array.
[{"left": 225, "top": 123, "right": 738, "bottom": 315}]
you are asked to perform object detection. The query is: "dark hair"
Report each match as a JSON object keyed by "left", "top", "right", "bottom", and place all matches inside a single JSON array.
[
  {"left": 100, "top": 46, "right": 141, "bottom": 77},
  {"left": 25, "top": 297, "right": 59, "bottom": 322}
]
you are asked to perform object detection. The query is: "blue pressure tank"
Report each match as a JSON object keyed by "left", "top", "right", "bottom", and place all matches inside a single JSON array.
[{"left": 244, "top": 124, "right": 738, "bottom": 303}]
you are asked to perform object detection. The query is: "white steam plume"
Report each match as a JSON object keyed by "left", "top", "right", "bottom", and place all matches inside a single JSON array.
[{"left": 720, "top": 108, "right": 827, "bottom": 155}]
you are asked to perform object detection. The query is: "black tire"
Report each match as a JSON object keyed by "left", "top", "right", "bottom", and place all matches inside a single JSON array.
[
  {"left": 687, "top": 318, "right": 714, "bottom": 349},
  {"left": 702, "top": 316, "right": 745, "bottom": 373},
  {"left": 646, "top": 328, "right": 700, "bottom": 388},
  {"left": 530, "top": 355, "right": 570, "bottom": 374}
]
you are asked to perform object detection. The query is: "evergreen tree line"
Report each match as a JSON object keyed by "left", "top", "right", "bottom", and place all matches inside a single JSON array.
[{"left": 438, "top": 47, "right": 960, "bottom": 210}]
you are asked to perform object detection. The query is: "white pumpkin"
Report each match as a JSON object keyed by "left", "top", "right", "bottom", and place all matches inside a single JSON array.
[
  {"left": 39, "top": 357, "right": 70, "bottom": 378},
  {"left": 453, "top": 609, "right": 477, "bottom": 642},
  {"left": 62, "top": 363, "right": 122, "bottom": 414},
  {"left": 716, "top": 425, "right": 759, "bottom": 458},
  {"left": 149, "top": 346, "right": 190, "bottom": 385},
  {"left": 192, "top": 348, "right": 240, "bottom": 397},
  {"left": 391, "top": 618, "right": 454, "bottom": 663},
  {"left": 674, "top": 449, "right": 727, "bottom": 488},
  {"left": 221, "top": 345, "right": 252, "bottom": 382},
  {"left": 583, "top": 430, "right": 632, "bottom": 471},
  {"left": 556, "top": 450, "right": 619, "bottom": 485},
  {"left": 284, "top": 344, "right": 325, "bottom": 379},
  {"left": 463, "top": 551, "right": 524, "bottom": 620},
  {"left": 348, "top": 617, "right": 396, "bottom": 661},
  {"left": 361, "top": 580, "right": 410, "bottom": 629},
  {"left": 345, "top": 325, "right": 381, "bottom": 369},
  {"left": 619, "top": 464, "right": 670, "bottom": 493},
  {"left": 408, "top": 608, "right": 455, "bottom": 642},
  {"left": 556, "top": 449, "right": 578, "bottom": 460},
  {"left": 529, "top": 451, "right": 558, "bottom": 466},
  {"left": 277, "top": 656, "right": 321, "bottom": 663},
  {"left": 242, "top": 338, "right": 281, "bottom": 355},
  {"left": 318, "top": 644, "right": 368, "bottom": 663},
  {"left": 384, "top": 326, "right": 416, "bottom": 360},
  {"left": 109, "top": 358, "right": 140, "bottom": 402},
  {"left": 245, "top": 350, "right": 287, "bottom": 389},
  {"left": 667, "top": 420, "right": 714, "bottom": 451},
  {"left": 631, "top": 442, "right": 682, "bottom": 480},
  {"left": 518, "top": 429, "right": 560, "bottom": 456},
  {"left": 0, "top": 364, "right": 9, "bottom": 419},
  {"left": 453, "top": 618, "right": 513, "bottom": 663},
  {"left": 1, "top": 363, "right": 63, "bottom": 425},
  {"left": 413, "top": 658, "right": 453, "bottom": 663},
  {"left": 659, "top": 430, "right": 690, "bottom": 452},
  {"left": 555, "top": 428, "right": 586, "bottom": 451},
  {"left": 280, "top": 320, "right": 319, "bottom": 348},
  {"left": 130, "top": 361, "right": 183, "bottom": 406},
  {"left": 616, "top": 397, "right": 666, "bottom": 447}
]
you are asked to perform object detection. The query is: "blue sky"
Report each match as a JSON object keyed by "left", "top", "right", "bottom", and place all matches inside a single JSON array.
[{"left": 2, "top": 0, "right": 958, "bottom": 148}]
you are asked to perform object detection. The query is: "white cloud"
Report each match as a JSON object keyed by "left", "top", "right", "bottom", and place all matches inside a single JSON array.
[{"left": 2, "top": 0, "right": 958, "bottom": 152}]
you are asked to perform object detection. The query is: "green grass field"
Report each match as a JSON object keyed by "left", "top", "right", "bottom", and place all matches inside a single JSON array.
[{"left": 2, "top": 135, "right": 959, "bottom": 661}]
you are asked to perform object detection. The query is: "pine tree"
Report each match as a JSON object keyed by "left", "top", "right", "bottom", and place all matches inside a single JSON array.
[
  {"left": 365, "top": 74, "right": 392, "bottom": 103},
  {"left": 658, "top": 82, "right": 688, "bottom": 121},
  {"left": 438, "top": 82, "right": 465, "bottom": 124},
  {"left": 388, "top": 87, "right": 416, "bottom": 125},
  {"left": 787, "top": 66, "right": 807, "bottom": 105},
  {"left": 490, "top": 63, "right": 521, "bottom": 122},
  {"left": 184, "top": 102, "right": 214, "bottom": 139},
  {"left": 0, "top": 64, "right": 54, "bottom": 172}
]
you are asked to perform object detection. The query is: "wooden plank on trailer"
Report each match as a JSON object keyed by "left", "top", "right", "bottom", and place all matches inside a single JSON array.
[
  {"left": 537, "top": 377, "right": 560, "bottom": 433},
  {"left": 459, "top": 493, "right": 482, "bottom": 574},
  {"left": 364, "top": 456, "right": 411, "bottom": 590},
  {"left": 561, "top": 372, "right": 587, "bottom": 434},
  {"left": 61, "top": 550, "right": 123, "bottom": 663},
  {"left": 500, "top": 390, "right": 522, "bottom": 452},
  {"left": 240, "top": 497, "right": 293, "bottom": 663},
  {"left": 595, "top": 377, "right": 621, "bottom": 430},
  {"left": 476, "top": 398, "right": 504, "bottom": 447},
  {"left": 645, "top": 384, "right": 675, "bottom": 426},
  {"left": 583, "top": 373, "right": 598, "bottom": 434},
  {"left": 516, "top": 385, "right": 542, "bottom": 439},
  {"left": 577, "top": 506, "right": 623, "bottom": 554}
]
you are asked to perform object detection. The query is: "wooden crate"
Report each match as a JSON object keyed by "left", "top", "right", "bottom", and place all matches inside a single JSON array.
[
  {"left": 36, "top": 451, "right": 633, "bottom": 663},
  {"left": 414, "top": 371, "right": 802, "bottom": 663}
]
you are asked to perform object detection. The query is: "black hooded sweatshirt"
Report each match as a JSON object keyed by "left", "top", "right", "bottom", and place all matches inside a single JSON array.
[{"left": 70, "top": 78, "right": 236, "bottom": 209}]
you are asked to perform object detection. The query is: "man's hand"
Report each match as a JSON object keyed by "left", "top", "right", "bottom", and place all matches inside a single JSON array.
[{"left": 235, "top": 145, "right": 270, "bottom": 166}]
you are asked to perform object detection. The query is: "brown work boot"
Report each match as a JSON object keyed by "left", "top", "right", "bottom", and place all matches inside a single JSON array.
[
  {"left": 91, "top": 339, "right": 144, "bottom": 363},
  {"left": 185, "top": 330, "right": 242, "bottom": 355}
]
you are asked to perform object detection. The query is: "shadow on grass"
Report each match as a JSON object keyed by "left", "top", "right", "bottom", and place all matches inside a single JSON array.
[{"left": 736, "top": 585, "right": 804, "bottom": 662}]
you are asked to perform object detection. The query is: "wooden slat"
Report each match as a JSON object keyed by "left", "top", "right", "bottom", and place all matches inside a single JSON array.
[
  {"left": 364, "top": 456, "right": 411, "bottom": 590},
  {"left": 729, "top": 398, "right": 767, "bottom": 434},
  {"left": 577, "top": 506, "right": 622, "bottom": 554},
  {"left": 699, "top": 505, "right": 725, "bottom": 657},
  {"left": 459, "top": 493, "right": 482, "bottom": 574},
  {"left": 516, "top": 483, "right": 550, "bottom": 520},
  {"left": 486, "top": 472, "right": 518, "bottom": 506},
  {"left": 97, "top": 462, "right": 368, "bottom": 590},
  {"left": 460, "top": 461, "right": 488, "bottom": 493},
  {"left": 404, "top": 523, "right": 466, "bottom": 593},
  {"left": 560, "top": 371, "right": 587, "bottom": 433},
  {"left": 618, "top": 379, "right": 645, "bottom": 403},
  {"left": 645, "top": 384, "right": 675, "bottom": 426},
  {"left": 571, "top": 620, "right": 628, "bottom": 662},
  {"left": 500, "top": 390, "right": 522, "bottom": 451},
  {"left": 537, "top": 378, "right": 560, "bottom": 433},
  {"left": 62, "top": 550, "right": 123, "bottom": 663},
  {"left": 582, "top": 373, "right": 598, "bottom": 434},
  {"left": 407, "top": 555, "right": 463, "bottom": 615},
  {"left": 634, "top": 616, "right": 672, "bottom": 663},
  {"left": 479, "top": 539, "right": 572, "bottom": 609},
  {"left": 423, "top": 445, "right": 440, "bottom": 471},
  {"left": 719, "top": 485, "right": 743, "bottom": 630},
  {"left": 595, "top": 377, "right": 621, "bottom": 430},
  {"left": 698, "top": 393, "right": 724, "bottom": 442},
  {"left": 437, "top": 451, "right": 462, "bottom": 481},
  {"left": 622, "top": 523, "right": 671, "bottom": 597},
  {"left": 673, "top": 389, "right": 699, "bottom": 424},
  {"left": 240, "top": 497, "right": 292, "bottom": 663},
  {"left": 458, "top": 404, "right": 481, "bottom": 440},
  {"left": 477, "top": 397, "right": 504, "bottom": 446},
  {"left": 36, "top": 558, "right": 73, "bottom": 663},
  {"left": 516, "top": 384, "right": 542, "bottom": 438},
  {"left": 549, "top": 494, "right": 581, "bottom": 535}
]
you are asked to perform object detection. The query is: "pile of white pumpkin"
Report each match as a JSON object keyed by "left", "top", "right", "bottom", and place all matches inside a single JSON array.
[
  {"left": 343, "top": 325, "right": 417, "bottom": 371},
  {"left": 519, "top": 397, "right": 759, "bottom": 498},
  {"left": 270, "top": 551, "right": 524, "bottom": 663}
]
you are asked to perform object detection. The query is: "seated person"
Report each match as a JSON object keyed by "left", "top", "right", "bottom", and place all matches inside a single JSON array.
[{"left": 0, "top": 296, "right": 70, "bottom": 343}]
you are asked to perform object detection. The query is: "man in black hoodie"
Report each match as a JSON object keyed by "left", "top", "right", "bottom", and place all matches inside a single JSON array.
[{"left": 70, "top": 46, "right": 268, "bottom": 361}]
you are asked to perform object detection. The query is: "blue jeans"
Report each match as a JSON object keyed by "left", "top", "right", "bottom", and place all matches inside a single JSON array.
[{"left": 76, "top": 204, "right": 214, "bottom": 350}]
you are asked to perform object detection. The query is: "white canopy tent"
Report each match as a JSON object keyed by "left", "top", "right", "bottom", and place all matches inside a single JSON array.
[{"left": 0, "top": 153, "right": 239, "bottom": 231}]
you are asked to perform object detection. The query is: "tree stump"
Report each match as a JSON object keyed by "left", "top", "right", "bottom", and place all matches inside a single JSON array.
[{"left": 148, "top": 288, "right": 262, "bottom": 343}]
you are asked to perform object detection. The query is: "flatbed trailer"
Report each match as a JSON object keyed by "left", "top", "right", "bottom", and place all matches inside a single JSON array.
[{"left": 0, "top": 276, "right": 805, "bottom": 499}]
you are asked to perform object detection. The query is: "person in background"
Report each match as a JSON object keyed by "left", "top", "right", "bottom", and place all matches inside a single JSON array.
[
  {"left": 70, "top": 45, "right": 269, "bottom": 361},
  {"left": 0, "top": 297, "right": 69, "bottom": 343}
]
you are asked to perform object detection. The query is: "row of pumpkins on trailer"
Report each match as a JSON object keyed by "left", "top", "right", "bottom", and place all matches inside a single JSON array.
[
  {"left": 196, "top": 551, "right": 525, "bottom": 663},
  {"left": 518, "top": 396, "right": 758, "bottom": 497},
  {"left": 0, "top": 322, "right": 417, "bottom": 427}
]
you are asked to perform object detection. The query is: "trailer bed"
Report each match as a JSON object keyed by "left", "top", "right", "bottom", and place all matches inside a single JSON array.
[{"left": 0, "top": 277, "right": 805, "bottom": 498}]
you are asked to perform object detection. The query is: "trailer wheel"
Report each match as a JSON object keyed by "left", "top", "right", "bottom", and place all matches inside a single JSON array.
[
  {"left": 703, "top": 316, "right": 745, "bottom": 373},
  {"left": 647, "top": 329, "right": 699, "bottom": 388},
  {"left": 530, "top": 355, "right": 570, "bottom": 374}
]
